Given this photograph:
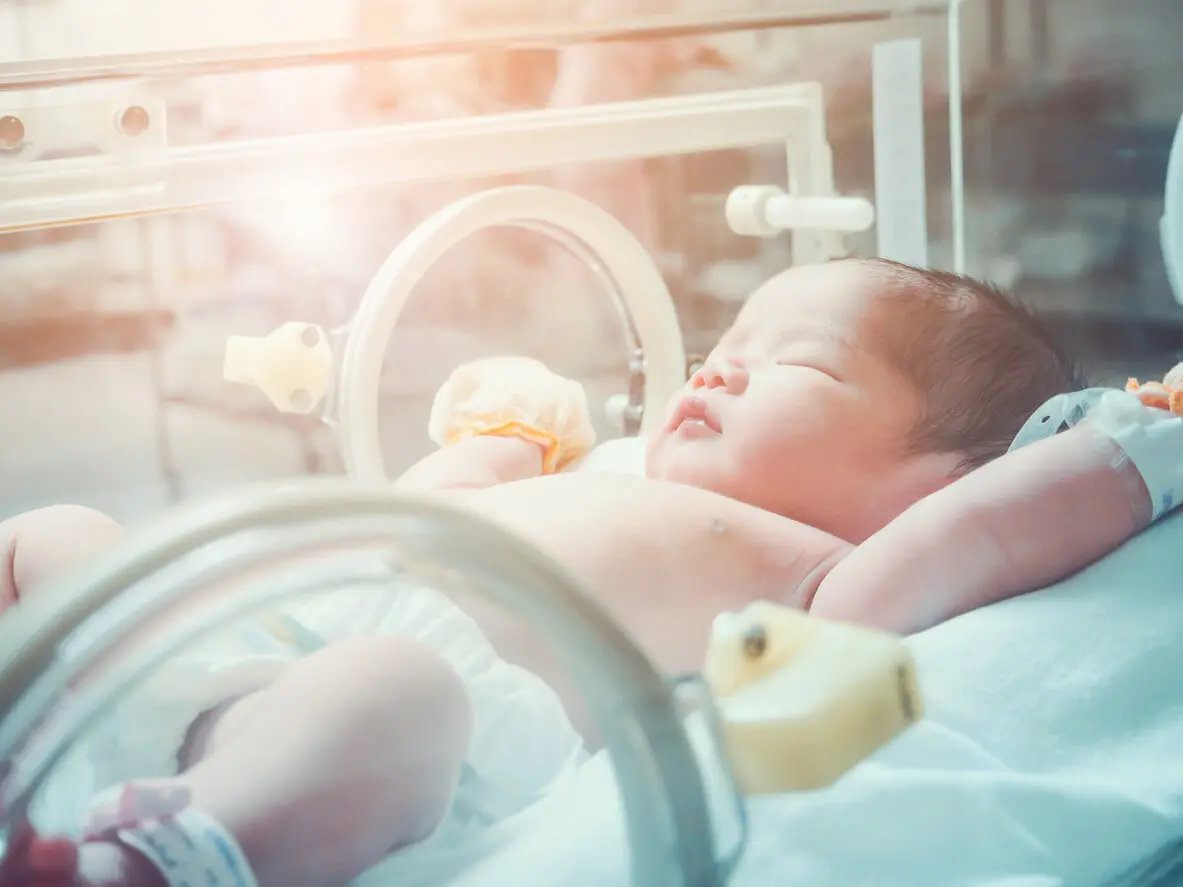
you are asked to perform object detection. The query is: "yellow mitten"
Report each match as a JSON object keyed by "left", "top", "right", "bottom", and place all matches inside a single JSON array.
[
  {"left": 428, "top": 356, "right": 597, "bottom": 474},
  {"left": 1127, "top": 361, "right": 1183, "bottom": 416}
]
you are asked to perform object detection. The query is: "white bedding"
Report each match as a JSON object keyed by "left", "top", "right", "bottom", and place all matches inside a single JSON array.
[{"left": 361, "top": 504, "right": 1183, "bottom": 886}]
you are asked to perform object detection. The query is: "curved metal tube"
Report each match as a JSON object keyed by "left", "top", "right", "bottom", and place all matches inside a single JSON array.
[
  {"left": 514, "top": 218, "right": 644, "bottom": 351},
  {"left": 0, "top": 480, "right": 719, "bottom": 886},
  {"left": 489, "top": 218, "right": 650, "bottom": 436},
  {"left": 1163, "top": 109, "right": 1183, "bottom": 306}
]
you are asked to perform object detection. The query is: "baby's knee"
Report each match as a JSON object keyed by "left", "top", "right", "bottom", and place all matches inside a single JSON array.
[
  {"left": 269, "top": 635, "right": 474, "bottom": 843},
  {"left": 8, "top": 504, "right": 125, "bottom": 550},
  {"left": 282, "top": 635, "right": 473, "bottom": 743},
  {"left": 3, "top": 504, "right": 125, "bottom": 603},
  {"left": 58, "top": 504, "right": 123, "bottom": 533}
]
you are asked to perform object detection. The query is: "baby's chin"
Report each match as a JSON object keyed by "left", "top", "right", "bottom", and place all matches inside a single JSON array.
[
  {"left": 642, "top": 428, "right": 676, "bottom": 463},
  {"left": 642, "top": 432, "right": 680, "bottom": 481},
  {"left": 644, "top": 436, "right": 732, "bottom": 492}
]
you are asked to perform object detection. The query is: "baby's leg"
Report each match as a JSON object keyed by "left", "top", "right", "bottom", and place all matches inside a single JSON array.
[
  {"left": 1, "top": 505, "right": 124, "bottom": 610},
  {"left": 80, "top": 635, "right": 473, "bottom": 887}
]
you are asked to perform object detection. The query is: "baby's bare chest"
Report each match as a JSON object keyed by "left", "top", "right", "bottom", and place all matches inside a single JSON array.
[{"left": 457, "top": 474, "right": 798, "bottom": 671}]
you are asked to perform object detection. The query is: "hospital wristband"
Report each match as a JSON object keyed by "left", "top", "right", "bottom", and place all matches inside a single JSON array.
[
  {"left": 1088, "top": 390, "right": 1183, "bottom": 521},
  {"left": 1011, "top": 387, "right": 1183, "bottom": 523},
  {"left": 114, "top": 808, "right": 258, "bottom": 887}
]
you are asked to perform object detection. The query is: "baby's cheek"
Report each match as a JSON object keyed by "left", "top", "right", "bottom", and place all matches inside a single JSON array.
[{"left": 727, "top": 429, "right": 794, "bottom": 480}]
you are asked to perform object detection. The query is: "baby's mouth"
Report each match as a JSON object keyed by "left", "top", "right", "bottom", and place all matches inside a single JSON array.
[{"left": 670, "top": 395, "right": 723, "bottom": 434}]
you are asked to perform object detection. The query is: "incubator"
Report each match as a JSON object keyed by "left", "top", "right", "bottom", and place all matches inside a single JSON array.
[{"left": 6, "top": 1, "right": 1183, "bottom": 885}]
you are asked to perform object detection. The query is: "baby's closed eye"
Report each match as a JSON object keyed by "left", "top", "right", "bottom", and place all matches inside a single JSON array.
[{"left": 774, "top": 360, "right": 843, "bottom": 383}]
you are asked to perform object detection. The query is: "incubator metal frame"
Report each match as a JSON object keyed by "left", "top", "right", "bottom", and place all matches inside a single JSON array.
[
  {"left": 0, "top": 83, "right": 843, "bottom": 235},
  {"left": 0, "top": 3, "right": 955, "bottom": 90}
]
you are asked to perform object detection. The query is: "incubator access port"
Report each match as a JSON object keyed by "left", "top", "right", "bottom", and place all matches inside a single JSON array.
[{"left": 116, "top": 106, "right": 152, "bottom": 138}]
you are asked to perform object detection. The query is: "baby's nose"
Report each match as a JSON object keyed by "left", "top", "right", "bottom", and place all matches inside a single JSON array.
[{"left": 692, "top": 360, "right": 749, "bottom": 394}]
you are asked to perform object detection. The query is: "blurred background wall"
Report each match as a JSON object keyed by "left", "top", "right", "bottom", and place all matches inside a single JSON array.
[{"left": 2, "top": 0, "right": 1180, "bottom": 522}]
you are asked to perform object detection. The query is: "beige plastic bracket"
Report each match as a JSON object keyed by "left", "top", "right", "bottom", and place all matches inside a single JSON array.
[
  {"left": 703, "top": 602, "right": 922, "bottom": 796},
  {"left": 223, "top": 322, "right": 333, "bottom": 414}
]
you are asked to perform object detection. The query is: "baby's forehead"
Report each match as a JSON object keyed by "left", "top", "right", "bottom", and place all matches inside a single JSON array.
[{"left": 726, "top": 262, "right": 884, "bottom": 346}]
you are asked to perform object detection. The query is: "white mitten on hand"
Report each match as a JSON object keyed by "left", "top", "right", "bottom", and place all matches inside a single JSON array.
[{"left": 428, "top": 356, "right": 597, "bottom": 473}]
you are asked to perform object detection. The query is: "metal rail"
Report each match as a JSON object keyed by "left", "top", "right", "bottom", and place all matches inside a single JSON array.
[{"left": 0, "top": 3, "right": 950, "bottom": 91}]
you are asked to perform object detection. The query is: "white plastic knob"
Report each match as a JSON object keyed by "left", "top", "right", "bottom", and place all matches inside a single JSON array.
[
  {"left": 726, "top": 185, "right": 784, "bottom": 238},
  {"left": 223, "top": 322, "right": 332, "bottom": 414},
  {"left": 703, "top": 602, "right": 921, "bottom": 795},
  {"left": 726, "top": 185, "right": 876, "bottom": 239},
  {"left": 604, "top": 393, "right": 634, "bottom": 432}
]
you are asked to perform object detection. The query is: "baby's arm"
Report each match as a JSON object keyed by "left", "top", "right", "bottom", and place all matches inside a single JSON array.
[
  {"left": 395, "top": 434, "right": 546, "bottom": 494},
  {"left": 811, "top": 422, "right": 1153, "bottom": 634},
  {"left": 453, "top": 472, "right": 852, "bottom": 685},
  {"left": 395, "top": 356, "right": 596, "bottom": 494}
]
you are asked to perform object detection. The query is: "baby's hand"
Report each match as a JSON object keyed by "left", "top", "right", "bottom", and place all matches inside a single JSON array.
[{"left": 428, "top": 356, "right": 597, "bottom": 474}]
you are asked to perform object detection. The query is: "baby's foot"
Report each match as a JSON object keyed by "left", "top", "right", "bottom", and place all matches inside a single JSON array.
[
  {"left": 76, "top": 783, "right": 256, "bottom": 887},
  {"left": 0, "top": 825, "right": 173, "bottom": 887},
  {"left": 71, "top": 782, "right": 190, "bottom": 887}
]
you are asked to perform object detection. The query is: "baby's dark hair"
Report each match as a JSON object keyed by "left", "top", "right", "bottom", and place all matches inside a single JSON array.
[{"left": 859, "top": 258, "right": 1087, "bottom": 473}]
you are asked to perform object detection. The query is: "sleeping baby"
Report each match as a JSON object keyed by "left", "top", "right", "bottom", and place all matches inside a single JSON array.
[{"left": 3, "top": 258, "right": 1178, "bottom": 887}]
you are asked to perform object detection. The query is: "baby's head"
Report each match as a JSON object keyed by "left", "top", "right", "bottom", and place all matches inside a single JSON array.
[{"left": 645, "top": 258, "right": 1083, "bottom": 541}]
